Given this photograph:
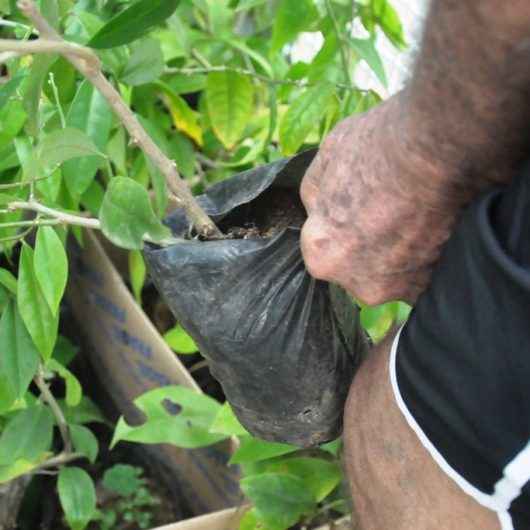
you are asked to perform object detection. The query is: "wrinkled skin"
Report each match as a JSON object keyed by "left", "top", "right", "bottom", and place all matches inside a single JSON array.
[{"left": 300, "top": 94, "right": 502, "bottom": 305}]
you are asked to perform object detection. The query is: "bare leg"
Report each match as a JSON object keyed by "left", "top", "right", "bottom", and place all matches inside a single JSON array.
[{"left": 343, "top": 332, "right": 499, "bottom": 530}]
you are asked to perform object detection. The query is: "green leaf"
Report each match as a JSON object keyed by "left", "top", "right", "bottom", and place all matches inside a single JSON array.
[
  {"left": 48, "top": 359, "right": 82, "bottom": 407},
  {"left": 34, "top": 227, "right": 68, "bottom": 316},
  {"left": 111, "top": 385, "right": 227, "bottom": 449},
  {"left": 0, "top": 70, "right": 27, "bottom": 109},
  {"left": 353, "top": 90, "right": 382, "bottom": 115},
  {"left": 167, "top": 74, "right": 206, "bottom": 95},
  {"left": 43, "top": 57, "right": 77, "bottom": 104},
  {"left": 0, "top": 456, "right": 48, "bottom": 484},
  {"left": 39, "top": 0, "right": 59, "bottom": 29},
  {"left": 241, "top": 473, "right": 314, "bottom": 530},
  {"left": 238, "top": 508, "right": 262, "bottom": 530},
  {"left": 236, "top": 0, "right": 267, "bottom": 11},
  {"left": 21, "top": 55, "right": 55, "bottom": 138},
  {"left": 18, "top": 245, "right": 59, "bottom": 359},
  {"left": 0, "top": 301, "right": 39, "bottom": 399},
  {"left": 205, "top": 71, "right": 254, "bottom": 149},
  {"left": 89, "top": 0, "right": 180, "bottom": 49},
  {"left": 60, "top": 396, "right": 106, "bottom": 425},
  {"left": 349, "top": 37, "right": 387, "bottom": 87},
  {"left": 103, "top": 464, "right": 144, "bottom": 497},
  {"left": 70, "top": 424, "right": 99, "bottom": 464},
  {"left": 106, "top": 127, "right": 128, "bottom": 177},
  {"left": 0, "top": 285, "right": 8, "bottom": 315},
  {"left": 52, "top": 335, "right": 79, "bottom": 367},
  {"left": 62, "top": 80, "right": 112, "bottom": 197},
  {"left": 0, "top": 405, "right": 54, "bottom": 465},
  {"left": 360, "top": 0, "right": 406, "bottom": 50},
  {"left": 14, "top": 135, "right": 41, "bottom": 185},
  {"left": 230, "top": 437, "right": 298, "bottom": 465},
  {"left": 320, "top": 437, "right": 341, "bottom": 456},
  {"left": 38, "top": 127, "right": 105, "bottom": 171},
  {"left": 81, "top": 180, "right": 105, "bottom": 215},
  {"left": 210, "top": 402, "right": 248, "bottom": 436},
  {"left": 58, "top": 467, "right": 97, "bottom": 530},
  {"left": 128, "top": 250, "right": 146, "bottom": 304},
  {"left": 168, "top": 132, "right": 196, "bottom": 179},
  {"left": 223, "top": 38, "right": 273, "bottom": 78},
  {"left": 99, "top": 177, "right": 172, "bottom": 250},
  {"left": 36, "top": 167, "right": 63, "bottom": 203},
  {"left": 264, "top": 458, "right": 342, "bottom": 502},
  {"left": 0, "top": 267, "right": 17, "bottom": 294},
  {"left": 271, "top": 0, "right": 319, "bottom": 54},
  {"left": 0, "top": 100, "right": 27, "bottom": 151},
  {"left": 121, "top": 38, "right": 164, "bottom": 86},
  {"left": 163, "top": 325, "right": 198, "bottom": 354},
  {"left": 279, "top": 82, "right": 335, "bottom": 155},
  {"left": 396, "top": 301, "right": 412, "bottom": 323},
  {"left": 360, "top": 301, "right": 397, "bottom": 342},
  {"left": 0, "top": 374, "right": 16, "bottom": 416},
  {"left": 136, "top": 116, "right": 169, "bottom": 217},
  {"left": 158, "top": 84, "right": 203, "bottom": 146}
]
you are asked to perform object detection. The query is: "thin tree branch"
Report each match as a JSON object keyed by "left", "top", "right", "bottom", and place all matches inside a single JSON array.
[
  {"left": 0, "top": 218, "right": 61, "bottom": 229},
  {"left": 325, "top": 0, "right": 353, "bottom": 88},
  {"left": 13, "top": 0, "right": 221, "bottom": 238},
  {"left": 8, "top": 200, "right": 101, "bottom": 229},
  {"left": 0, "top": 38, "right": 98, "bottom": 63},
  {"left": 5, "top": 200, "right": 181, "bottom": 246},
  {"left": 0, "top": 176, "right": 50, "bottom": 190},
  {"left": 35, "top": 368, "right": 72, "bottom": 453},
  {"left": 0, "top": 18, "right": 31, "bottom": 31},
  {"left": 164, "top": 65, "right": 365, "bottom": 92},
  {"left": 32, "top": 452, "right": 85, "bottom": 474},
  {"left": 0, "top": 51, "right": 22, "bottom": 64}
]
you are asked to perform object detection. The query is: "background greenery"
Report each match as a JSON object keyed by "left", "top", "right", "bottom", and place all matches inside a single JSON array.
[{"left": 0, "top": 0, "right": 409, "bottom": 528}]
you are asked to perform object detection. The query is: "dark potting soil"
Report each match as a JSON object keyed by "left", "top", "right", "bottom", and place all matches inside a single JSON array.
[{"left": 217, "top": 187, "right": 307, "bottom": 239}]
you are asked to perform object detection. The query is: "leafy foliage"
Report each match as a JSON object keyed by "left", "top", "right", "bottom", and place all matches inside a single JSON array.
[
  {"left": 0, "top": 0, "right": 407, "bottom": 528},
  {"left": 98, "top": 464, "right": 161, "bottom": 530}
]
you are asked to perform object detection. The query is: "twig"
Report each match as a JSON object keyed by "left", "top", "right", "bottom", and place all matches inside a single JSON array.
[
  {"left": 8, "top": 200, "right": 101, "bottom": 229},
  {"left": 196, "top": 152, "right": 219, "bottom": 170},
  {"left": 0, "top": 51, "right": 22, "bottom": 64},
  {"left": 325, "top": 0, "right": 353, "bottom": 88},
  {"left": 0, "top": 18, "right": 31, "bottom": 31},
  {"left": 12, "top": 0, "right": 221, "bottom": 238},
  {"left": 32, "top": 452, "right": 85, "bottom": 474},
  {"left": 0, "top": 38, "right": 97, "bottom": 63},
  {"left": 48, "top": 72, "right": 66, "bottom": 128},
  {"left": 6, "top": 200, "right": 181, "bottom": 246},
  {"left": 164, "top": 65, "right": 364, "bottom": 92},
  {"left": 0, "top": 226, "right": 33, "bottom": 244},
  {"left": 189, "top": 359, "right": 209, "bottom": 374},
  {"left": 35, "top": 368, "right": 72, "bottom": 453},
  {"left": 0, "top": 175, "right": 50, "bottom": 189},
  {"left": 0, "top": 218, "right": 61, "bottom": 229}
]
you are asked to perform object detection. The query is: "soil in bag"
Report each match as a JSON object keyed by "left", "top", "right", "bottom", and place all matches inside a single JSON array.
[{"left": 143, "top": 150, "right": 368, "bottom": 447}]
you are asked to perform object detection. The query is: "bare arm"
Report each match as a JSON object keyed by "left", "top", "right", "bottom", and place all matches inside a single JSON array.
[
  {"left": 404, "top": 0, "right": 530, "bottom": 198},
  {"left": 300, "top": 1, "right": 530, "bottom": 304}
]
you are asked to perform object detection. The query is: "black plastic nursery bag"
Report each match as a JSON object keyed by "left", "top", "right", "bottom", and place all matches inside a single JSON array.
[{"left": 143, "top": 150, "right": 367, "bottom": 447}]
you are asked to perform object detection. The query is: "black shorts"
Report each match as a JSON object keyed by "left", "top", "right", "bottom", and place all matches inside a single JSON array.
[{"left": 391, "top": 166, "right": 530, "bottom": 529}]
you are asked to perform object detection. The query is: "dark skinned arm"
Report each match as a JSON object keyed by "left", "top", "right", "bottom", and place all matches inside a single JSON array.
[{"left": 300, "top": 1, "right": 530, "bottom": 304}]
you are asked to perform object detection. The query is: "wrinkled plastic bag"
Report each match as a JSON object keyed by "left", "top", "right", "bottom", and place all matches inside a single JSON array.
[{"left": 144, "top": 150, "right": 368, "bottom": 447}]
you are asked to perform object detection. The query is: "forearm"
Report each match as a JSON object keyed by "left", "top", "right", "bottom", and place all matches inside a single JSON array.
[{"left": 402, "top": 1, "right": 530, "bottom": 199}]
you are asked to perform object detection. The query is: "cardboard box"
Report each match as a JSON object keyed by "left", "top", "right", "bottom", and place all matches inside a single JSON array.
[
  {"left": 66, "top": 230, "right": 241, "bottom": 516},
  {"left": 151, "top": 507, "right": 244, "bottom": 530},
  {"left": 150, "top": 508, "right": 352, "bottom": 530}
]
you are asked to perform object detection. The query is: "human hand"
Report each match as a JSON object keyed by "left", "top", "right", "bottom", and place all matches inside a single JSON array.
[{"left": 300, "top": 93, "right": 473, "bottom": 305}]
